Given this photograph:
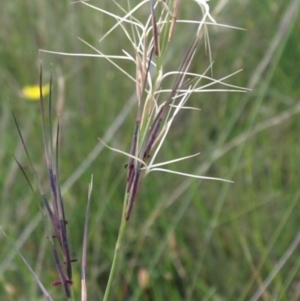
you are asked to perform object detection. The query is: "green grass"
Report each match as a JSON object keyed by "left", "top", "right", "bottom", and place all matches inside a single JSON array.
[{"left": 1, "top": 0, "right": 300, "bottom": 300}]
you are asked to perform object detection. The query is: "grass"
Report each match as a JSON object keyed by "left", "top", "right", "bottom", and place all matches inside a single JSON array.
[{"left": 1, "top": 0, "right": 300, "bottom": 300}]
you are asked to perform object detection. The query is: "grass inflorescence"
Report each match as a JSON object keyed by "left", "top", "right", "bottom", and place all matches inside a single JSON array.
[
  {"left": 1, "top": 0, "right": 300, "bottom": 300},
  {"left": 12, "top": 67, "right": 75, "bottom": 299}
]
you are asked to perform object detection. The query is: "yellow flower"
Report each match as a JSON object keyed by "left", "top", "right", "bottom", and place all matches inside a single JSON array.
[{"left": 21, "top": 84, "right": 50, "bottom": 101}]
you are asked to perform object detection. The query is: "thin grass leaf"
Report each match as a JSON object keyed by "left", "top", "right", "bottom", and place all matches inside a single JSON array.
[
  {"left": 81, "top": 175, "right": 93, "bottom": 301},
  {"left": 1, "top": 228, "right": 54, "bottom": 301}
]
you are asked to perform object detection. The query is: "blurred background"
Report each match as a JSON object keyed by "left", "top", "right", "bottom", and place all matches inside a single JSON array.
[{"left": 0, "top": 0, "right": 300, "bottom": 300}]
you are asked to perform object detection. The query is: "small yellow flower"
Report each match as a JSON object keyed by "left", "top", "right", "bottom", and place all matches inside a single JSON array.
[{"left": 21, "top": 84, "right": 50, "bottom": 101}]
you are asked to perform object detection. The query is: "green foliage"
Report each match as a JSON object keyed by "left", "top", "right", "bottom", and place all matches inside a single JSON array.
[{"left": 1, "top": 0, "right": 300, "bottom": 300}]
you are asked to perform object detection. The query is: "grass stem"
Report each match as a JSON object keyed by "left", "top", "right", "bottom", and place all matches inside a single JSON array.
[{"left": 103, "top": 193, "right": 129, "bottom": 301}]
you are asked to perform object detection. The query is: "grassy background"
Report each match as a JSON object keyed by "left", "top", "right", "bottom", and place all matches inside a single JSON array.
[{"left": 1, "top": 0, "right": 300, "bottom": 300}]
